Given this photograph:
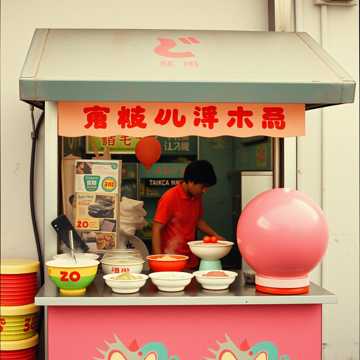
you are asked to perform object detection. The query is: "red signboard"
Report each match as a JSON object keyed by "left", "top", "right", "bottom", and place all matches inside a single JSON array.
[{"left": 58, "top": 102, "right": 305, "bottom": 138}]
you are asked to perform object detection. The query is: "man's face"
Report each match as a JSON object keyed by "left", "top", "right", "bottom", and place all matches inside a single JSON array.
[{"left": 187, "top": 182, "right": 209, "bottom": 197}]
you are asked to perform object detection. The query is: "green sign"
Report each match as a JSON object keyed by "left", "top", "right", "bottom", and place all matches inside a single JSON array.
[
  {"left": 83, "top": 175, "right": 100, "bottom": 191},
  {"left": 86, "top": 136, "right": 197, "bottom": 155},
  {"left": 86, "top": 136, "right": 140, "bottom": 154}
]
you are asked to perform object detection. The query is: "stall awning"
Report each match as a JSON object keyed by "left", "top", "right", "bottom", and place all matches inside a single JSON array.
[{"left": 19, "top": 29, "right": 355, "bottom": 110}]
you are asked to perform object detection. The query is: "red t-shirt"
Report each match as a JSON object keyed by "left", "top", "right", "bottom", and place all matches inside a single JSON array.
[{"left": 153, "top": 183, "right": 203, "bottom": 268}]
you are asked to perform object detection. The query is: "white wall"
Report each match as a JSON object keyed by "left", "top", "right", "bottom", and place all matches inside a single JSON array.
[
  {"left": 1, "top": 0, "right": 358, "bottom": 359},
  {"left": 294, "top": 1, "right": 359, "bottom": 359}
]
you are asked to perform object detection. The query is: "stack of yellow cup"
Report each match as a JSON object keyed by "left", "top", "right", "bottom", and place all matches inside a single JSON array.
[{"left": 0, "top": 259, "right": 40, "bottom": 360}]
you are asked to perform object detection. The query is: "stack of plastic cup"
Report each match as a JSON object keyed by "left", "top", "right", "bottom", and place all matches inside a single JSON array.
[
  {"left": 0, "top": 259, "right": 40, "bottom": 359},
  {"left": 0, "top": 334, "right": 39, "bottom": 359},
  {"left": 0, "top": 304, "right": 39, "bottom": 341},
  {"left": 0, "top": 260, "right": 39, "bottom": 306}
]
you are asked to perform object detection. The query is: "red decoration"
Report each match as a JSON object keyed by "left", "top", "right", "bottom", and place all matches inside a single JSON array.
[
  {"left": 128, "top": 339, "right": 139, "bottom": 351},
  {"left": 135, "top": 136, "right": 161, "bottom": 169},
  {"left": 239, "top": 339, "right": 250, "bottom": 351}
]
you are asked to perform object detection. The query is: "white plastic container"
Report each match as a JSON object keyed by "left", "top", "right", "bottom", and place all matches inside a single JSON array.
[
  {"left": 193, "top": 270, "right": 238, "bottom": 290},
  {"left": 101, "top": 258, "right": 144, "bottom": 274},
  {"left": 103, "top": 273, "right": 148, "bottom": 294},
  {"left": 149, "top": 272, "right": 193, "bottom": 292}
]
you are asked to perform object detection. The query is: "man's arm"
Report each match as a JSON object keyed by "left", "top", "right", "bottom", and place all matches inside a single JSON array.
[
  {"left": 152, "top": 221, "right": 164, "bottom": 254},
  {"left": 197, "top": 218, "right": 224, "bottom": 240}
]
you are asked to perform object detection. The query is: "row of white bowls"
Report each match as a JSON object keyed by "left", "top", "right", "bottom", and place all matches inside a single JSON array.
[{"left": 103, "top": 270, "right": 238, "bottom": 294}]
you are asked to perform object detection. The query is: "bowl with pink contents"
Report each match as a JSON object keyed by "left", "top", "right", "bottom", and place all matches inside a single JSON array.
[{"left": 193, "top": 270, "right": 238, "bottom": 290}]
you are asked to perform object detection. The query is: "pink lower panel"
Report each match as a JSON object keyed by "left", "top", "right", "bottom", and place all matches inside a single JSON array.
[{"left": 48, "top": 304, "right": 321, "bottom": 360}]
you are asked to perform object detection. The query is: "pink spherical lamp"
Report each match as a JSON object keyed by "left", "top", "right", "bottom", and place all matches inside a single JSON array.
[{"left": 237, "top": 188, "right": 328, "bottom": 294}]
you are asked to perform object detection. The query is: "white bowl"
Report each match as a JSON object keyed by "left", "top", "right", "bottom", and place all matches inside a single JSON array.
[
  {"left": 149, "top": 271, "right": 193, "bottom": 292},
  {"left": 103, "top": 249, "right": 141, "bottom": 258},
  {"left": 193, "top": 270, "right": 238, "bottom": 290},
  {"left": 101, "top": 258, "right": 144, "bottom": 274},
  {"left": 103, "top": 273, "right": 148, "bottom": 294},
  {"left": 53, "top": 253, "right": 99, "bottom": 260},
  {"left": 188, "top": 240, "right": 233, "bottom": 261}
]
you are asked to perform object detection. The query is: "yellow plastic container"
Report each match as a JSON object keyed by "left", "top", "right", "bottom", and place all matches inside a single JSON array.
[
  {"left": 0, "top": 259, "right": 40, "bottom": 274},
  {"left": 0, "top": 304, "right": 39, "bottom": 341},
  {"left": 0, "top": 333, "right": 38, "bottom": 359}
]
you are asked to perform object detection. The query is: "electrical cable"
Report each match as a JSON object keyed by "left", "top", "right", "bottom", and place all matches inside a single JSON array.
[
  {"left": 30, "top": 106, "right": 45, "bottom": 286},
  {"left": 29, "top": 106, "right": 45, "bottom": 360}
]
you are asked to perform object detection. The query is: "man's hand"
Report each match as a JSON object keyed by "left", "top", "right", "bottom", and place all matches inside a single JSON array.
[{"left": 197, "top": 219, "right": 225, "bottom": 240}]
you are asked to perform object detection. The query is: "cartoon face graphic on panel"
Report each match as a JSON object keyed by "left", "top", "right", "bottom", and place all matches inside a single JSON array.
[
  {"left": 94, "top": 335, "right": 179, "bottom": 360},
  {"left": 206, "top": 335, "right": 290, "bottom": 360},
  {"left": 94, "top": 334, "right": 290, "bottom": 360}
]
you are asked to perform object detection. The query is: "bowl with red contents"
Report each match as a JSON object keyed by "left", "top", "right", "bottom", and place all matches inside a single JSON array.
[
  {"left": 188, "top": 239, "right": 233, "bottom": 261},
  {"left": 146, "top": 254, "right": 188, "bottom": 272}
]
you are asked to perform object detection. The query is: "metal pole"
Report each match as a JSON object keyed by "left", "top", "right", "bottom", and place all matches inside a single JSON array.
[
  {"left": 268, "top": 0, "right": 286, "bottom": 188},
  {"left": 272, "top": 137, "right": 281, "bottom": 188}
]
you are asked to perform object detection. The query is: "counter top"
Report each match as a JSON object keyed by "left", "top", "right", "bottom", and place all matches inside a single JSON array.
[{"left": 35, "top": 271, "right": 336, "bottom": 306}]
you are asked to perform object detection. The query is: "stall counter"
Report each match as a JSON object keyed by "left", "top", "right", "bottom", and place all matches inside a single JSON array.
[{"left": 36, "top": 271, "right": 335, "bottom": 359}]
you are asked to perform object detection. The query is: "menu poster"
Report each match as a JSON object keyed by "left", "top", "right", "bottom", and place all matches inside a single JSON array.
[{"left": 74, "top": 160, "right": 122, "bottom": 251}]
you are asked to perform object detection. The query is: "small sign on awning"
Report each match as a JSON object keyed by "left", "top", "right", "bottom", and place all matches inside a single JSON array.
[{"left": 58, "top": 102, "right": 305, "bottom": 138}]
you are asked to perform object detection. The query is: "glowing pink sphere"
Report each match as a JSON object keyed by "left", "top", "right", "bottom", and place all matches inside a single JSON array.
[{"left": 237, "top": 188, "right": 328, "bottom": 279}]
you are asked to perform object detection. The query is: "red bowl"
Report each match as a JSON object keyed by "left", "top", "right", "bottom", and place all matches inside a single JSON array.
[
  {"left": 0, "top": 292, "right": 36, "bottom": 299},
  {"left": 0, "top": 347, "right": 36, "bottom": 360},
  {"left": 147, "top": 254, "right": 188, "bottom": 272},
  {"left": 0, "top": 283, "right": 37, "bottom": 288},
  {"left": 0, "top": 297, "right": 35, "bottom": 306},
  {"left": 0, "top": 287, "right": 37, "bottom": 295},
  {"left": 0, "top": 297, "right": 35, "bottom": 303},
  {"left": 4, "top": 355, "right": 36, "bottom": 359},
  {"left": 0, "top": 356, "right": 35, "bottom": 360},
  {"left": 0, "top": 286, "right": 36, "bottom": 292},
  {"left": 0, "top": 285, "right": 37, "bottom": 293},
  {"left": 1, "top": 291, "right": 36, "bottom": 300},
  {"left": 0, "top": 286, "right": 37, "bottom": 292},
  {"left": 0, "top": 292, "right": 36, "bottom": 298},
  {"left": 0, "top": 283, "right": 37, "bottom": 289},
  {"left": 0, "top": 273, "right": 37, "bottom": 279},
  {"left": 0, "top": 291, "right": 36, "bottom": 301},
  {"left": 1, "top": 276, "right": 37, "bottom": 280},
  {"left": 0, "top": 354, "right": 35, "bottom": 360},
  {"left": 0, "top": 280, "right": 38, "bottom": 286}
]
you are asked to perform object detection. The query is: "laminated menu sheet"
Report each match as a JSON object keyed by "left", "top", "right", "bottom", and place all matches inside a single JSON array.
[{"left": 74, "top": 159, "right": 122, "bottom": 251}]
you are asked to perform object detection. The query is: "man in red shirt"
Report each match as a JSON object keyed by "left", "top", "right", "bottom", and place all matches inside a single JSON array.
[{"left": 152, "top": 160, "right": 223, "bottom": 268}]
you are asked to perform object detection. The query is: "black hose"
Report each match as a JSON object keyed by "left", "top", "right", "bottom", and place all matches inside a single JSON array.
[
  {"left": 30, "top": 109, "right": 45, "bottom": 286},
  {"left": 29, "top": 108, "right": 45, "bottom": 360}
]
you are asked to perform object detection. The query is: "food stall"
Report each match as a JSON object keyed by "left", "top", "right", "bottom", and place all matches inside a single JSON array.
[{"left": 19, "top": 29, "right": 355, "bottom": 359}]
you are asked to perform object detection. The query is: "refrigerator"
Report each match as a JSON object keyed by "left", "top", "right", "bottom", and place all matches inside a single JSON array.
[{"left": 225, "top": 171, "right": 273, "bottom": 269}]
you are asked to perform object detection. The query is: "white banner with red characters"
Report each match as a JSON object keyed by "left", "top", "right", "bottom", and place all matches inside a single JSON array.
[{"left": 58, "top": 102, "right": 305, "bottom": 138}]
